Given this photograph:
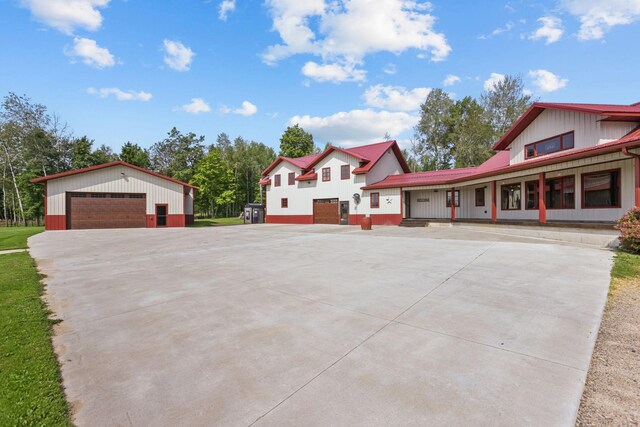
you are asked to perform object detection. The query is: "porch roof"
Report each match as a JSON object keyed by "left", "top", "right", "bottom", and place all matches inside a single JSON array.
[{"left": 363, "top": 128, "right": 640, "bottom": 191}]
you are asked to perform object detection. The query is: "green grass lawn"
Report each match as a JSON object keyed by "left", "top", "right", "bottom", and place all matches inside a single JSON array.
[
  {"left": 0, "top": 252, "right": 71, "bottom": 426},
  {"left": 0, "top": 226, "right": 44, "bottom": 251},
  {"left": 610, "top": 250, "right": 640, "bottom": 280},
  {"left": 190, "top": 217, "right": 244, "bottom": 227}
]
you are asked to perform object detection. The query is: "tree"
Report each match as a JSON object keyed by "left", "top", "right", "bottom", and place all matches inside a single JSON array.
[
  {"left": 150, "top": 127, "right": 205, "bottom": 183},
  {"left": 70, "top": 136, "right": 95, "bottom": 169},
  {"left": 412, "top": 89, "right": 455, "bottom": 171},
  {"left": 191, "top": 148, "right": 235, "bottom": 218},
  {"left": 481, "top": 74, "right": 533, "bottom": 140},
  {"left": 120, "top": 142, "right": 150, "bottom": 168},
  {"left": 449, "top": 97, "right": 495, "bottom": 167},
  {"left": 279, "top": 124, "right": 314, "bottom": 158}
]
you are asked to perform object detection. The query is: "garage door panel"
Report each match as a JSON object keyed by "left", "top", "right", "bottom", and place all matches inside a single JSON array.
[
  {"left": 313, "top": 199, "right": 339, "bottom": 224},
  {"left": 68, "top": 193, "right": 147, "bottom": 229}
]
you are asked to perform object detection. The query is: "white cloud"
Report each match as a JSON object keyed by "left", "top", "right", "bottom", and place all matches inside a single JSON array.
[
  {"left": 221, "top": 101, "right": 258, "bottom": 116},
  {"left": 383, "top": 63, "right": 397, "bottom": 75},
  {"left": 163, "top": 40, "right": 195, "bottom": 72},
  {"left": 529, "top": 16, "right": 564, "bottom": 44},
  {"left": 529, "top": 69, "right": 568, "bottom": 92},
  {"left": 65, "top": 37, "right": 115, "bottom": 68},
  {"left": 181, "top": 98, "right": 211, "bottom": 114},
  {"left": 478, "top": 21, "right": 514, "bottom": 39},
  {"left": 363, "top": 85, "right": 430, "bottom": 111},
  {"left": 87, "top": 87, "right": 152, "bottom": 101},
  {"left": 301, "top": 61, "right": 366, "bottom": 83},
  {"left": 483, "top": 72, "right": 505, "bottom": 91},
  {"left": 21, "top": 0, "right": 110, "bottom": 34},
  {"left": 443, "top": 74, "right": 461, "bottom": 86},
  {"left": 262, "top": 0, "right": 451, "bottom": 80},
  {"left": 561, "top": 0, "right": 640, "bottom": 40},
  {"left": 289, "top": 109, "right": 418, "bottom": 147},
  {"left": 218, "top": 0, "right": 235, "bottom": 21}
]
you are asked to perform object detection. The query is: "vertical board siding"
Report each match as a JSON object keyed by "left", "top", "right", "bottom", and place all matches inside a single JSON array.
[
  {"left": 509, "top": 110, "right": 637, "bottom": 164},
  {"left": 47, "top": 165, "right": 185, "bottom": 215},
  {"left": 264, "top": 151, "right": 404, "bottom": 220},
  {"left": 405, "top": 159, "right": 633, "bottom": 222}
]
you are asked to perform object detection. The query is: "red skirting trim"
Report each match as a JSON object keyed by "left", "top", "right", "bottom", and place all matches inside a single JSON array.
[
  {"left": 146, "top": 215, "right": 156, "bottom": 228},
  {"left": 45, "top": 215, "right": 66, "bottom": 230},
  {"left": 349, "top": 214, "right": 402, "bottom": 226},
  {"left": 266, "top": 215, "right": 314, "bottom": 224},
  {"left": 167, "top": 214, "right": 186, "bottom": 227}
]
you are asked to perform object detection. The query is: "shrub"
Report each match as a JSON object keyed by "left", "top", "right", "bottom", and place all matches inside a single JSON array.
[{"left": 616, "top": 207, "right": 640, "bottom": 253}]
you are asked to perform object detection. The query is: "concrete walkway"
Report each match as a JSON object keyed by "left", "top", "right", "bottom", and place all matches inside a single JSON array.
[
  {"left": 0, "top": 248, "right": 26, "bottom": 255},
  {"left": 29, "top": 225, "right": 613, "bottom": 426}
]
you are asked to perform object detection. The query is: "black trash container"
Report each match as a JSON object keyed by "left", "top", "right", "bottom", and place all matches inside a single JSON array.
[{"left": 244, "top": 203, "right": 265, "bottom": 224}]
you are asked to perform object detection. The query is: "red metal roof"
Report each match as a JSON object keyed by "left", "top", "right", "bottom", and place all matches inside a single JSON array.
[
  {"left": 492, "top": 102, "right": 640, "bottom": 151},
  {"left": 261, "top": 140, "right": 410, "bottom": 178},
  {"left": 258, "top": 177, "right": 271, "bottom": 185},
  {"left": 295, "top": 171, "right": 318, "bottom": 181},
  {"left": 30, "top": 161, "right": 198, "bottom": 189},
  {"left": 364, "top": 132, "right": 640, "bottom": 190},
  {"left": 261, "top": 154, "right": 322, "bottom": 176}
]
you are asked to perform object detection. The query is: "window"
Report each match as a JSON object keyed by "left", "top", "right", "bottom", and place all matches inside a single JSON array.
[
  {"left": 475, "top": 188, "right": 485, "bottom": 207},
  {"left": 525, "top": 181, "right": 539, "bottom": 210},
  {"left": 274, "top": 174, "right": 281, "bottom": 187},
  {"left": 322, "top": 167, "right": 331, "bottom": 182},
  {"left": 582, "top": 170, "right": 620, "bottom": 208},
  {"left": 370, "top": 192, "right": 380, "bottom": 208},
  {"left": 341, "top": 164, "right": 350, "bottom": 180},
  {"left": 525, "top": 132, "right": 574, "bottom": 159},
  {"left": 501, "top": 183, "right": 521, "bottom": 210},
  {"left": 288, "top": 172, "right": 295, "bottom": 185},
  {"left": 545, "top": 176, "right": 575, "bottom": 209},
  {"left": 446, "top": 190, "right": 460, "bottom": 207},
  {"left": 281, "top": 198, "right": 288, "bottom": 208}
]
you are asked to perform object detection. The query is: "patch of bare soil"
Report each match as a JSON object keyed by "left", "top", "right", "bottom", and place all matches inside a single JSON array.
[{"left": 577, "top": 278, "right": 640, "bottom": 426}]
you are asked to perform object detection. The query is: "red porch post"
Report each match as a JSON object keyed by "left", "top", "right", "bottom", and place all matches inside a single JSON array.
[
  {"left": 450, "top": 187, "right": 456, "bottom": 221},
  {"left": 491, "top": 181, "right": 497, "bottom": 223},
  {"left": 635, "top": 157, "right": 640, "bottom": 207},
  {"left": 538, "top": 172, "right": 546, "bottom": 224}
]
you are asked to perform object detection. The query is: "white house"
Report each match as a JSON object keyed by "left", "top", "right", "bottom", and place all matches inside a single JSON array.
[
  {"left": 259, "top": 141, "right": 410, "bottom": 225},
  {"left": 262, "top": 102, "right": 640, "bottom": 226}
]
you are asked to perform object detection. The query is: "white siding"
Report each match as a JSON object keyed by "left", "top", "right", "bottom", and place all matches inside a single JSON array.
[
  {"left": 264, "top": 150, "right": 404, "bottom": 219},
  {"left": 509, "top": 109, "right": 637, "bottom": 164},
  {"left": 185, "top": 188, "right": 194, "bottom": 215},
  {"left": 365, "top": 148, "right": 405, "bottom": 185},
  {"left": 47, "top": 165, "right": 186, "bottom": 215},
  {"left": 406, "top": 158, "right": 634, "bottom": 222}
]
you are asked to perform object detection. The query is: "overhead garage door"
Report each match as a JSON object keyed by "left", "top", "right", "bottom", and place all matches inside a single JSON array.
[
  {"left": 66, "top": 193, "right": 147, "bottom": 229},
  {"left": 313, "top": 198, "right": 339, "bottom": 224}
]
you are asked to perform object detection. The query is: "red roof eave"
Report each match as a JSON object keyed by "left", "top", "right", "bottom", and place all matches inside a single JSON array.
[
  {"left": 364, "top": 137, "right": 640, "bottom": 190},
  {"left": 295, "top": 172, "right": 317, "bottom": 181},
  {"left": 30, "top": 161, "right": 198, "bottom": 189}
]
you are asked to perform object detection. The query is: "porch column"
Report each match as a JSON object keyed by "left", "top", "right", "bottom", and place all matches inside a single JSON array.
[
  {"left": 491, "top": 181, "right": 497, "bottom": 223},
  {"left": 538, "top": 172, "right": 546, "bottom": 224},
  {"left": 635, "top": 157, "right": 640, "bottom": 207},
  {"left": 450, "top": 187, "right": 456, "bottom": 221}
]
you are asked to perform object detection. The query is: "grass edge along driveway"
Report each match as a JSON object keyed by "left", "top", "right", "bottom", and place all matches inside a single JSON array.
[
  {"left": 0, "top": 226, "right": 44, "bottom": 251},
  {"left": 0, "top": 251, "right": 71, "bottom": 426}
]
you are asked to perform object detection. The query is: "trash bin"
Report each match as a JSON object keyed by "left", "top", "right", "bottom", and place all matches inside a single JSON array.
[{"left": 244, "top": 203, "right": 265, "bottom": 224}]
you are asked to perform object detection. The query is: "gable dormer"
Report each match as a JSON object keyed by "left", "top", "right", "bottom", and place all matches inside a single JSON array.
[{"left": 493, "top": 103, "right": 640, "bottom": 165}]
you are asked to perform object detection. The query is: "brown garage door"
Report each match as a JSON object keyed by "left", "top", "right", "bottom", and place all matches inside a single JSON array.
[
  {"left": 313, "top": 198, "right": 339, "bottom": 224},
  {"left": 67, "top": 193, "right": 147, "bottom": 229}
]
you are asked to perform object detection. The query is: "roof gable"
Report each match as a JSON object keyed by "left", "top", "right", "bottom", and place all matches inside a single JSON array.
[
  {"left": 30, "top": 161, "right": 198, "bottom": 189},
  {"left": 493, "top": 102, "right": 640, "bottom": 151}
]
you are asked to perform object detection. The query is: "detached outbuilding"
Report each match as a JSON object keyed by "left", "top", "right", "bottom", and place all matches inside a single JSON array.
[{"left": 31, "top": 161, "right": 196, "bottom": 230}]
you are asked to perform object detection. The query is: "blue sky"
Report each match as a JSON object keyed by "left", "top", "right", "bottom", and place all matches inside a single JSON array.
[{"left": 1, "top": 0, "right": 639, "bottom": 152}]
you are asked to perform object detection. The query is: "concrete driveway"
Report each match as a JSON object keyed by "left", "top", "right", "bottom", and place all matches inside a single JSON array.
[{"left": 29, "top": 225, "right": 613, "bottom": 426}]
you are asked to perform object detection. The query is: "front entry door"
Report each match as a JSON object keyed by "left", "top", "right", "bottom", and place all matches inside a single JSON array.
[
  {"left": 156, "top": 205, "right": 167, "bottom": 227},
  {"left": 339, "top": 201, "right": 349, "bottom": 225},
  {"left": 404, "top": 191, "right": 411, "bottom": 218}
]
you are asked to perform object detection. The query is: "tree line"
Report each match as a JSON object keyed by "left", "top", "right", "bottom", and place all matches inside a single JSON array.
[{"left": 0, "top": 76, "right": 530, "bottom": 225}]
